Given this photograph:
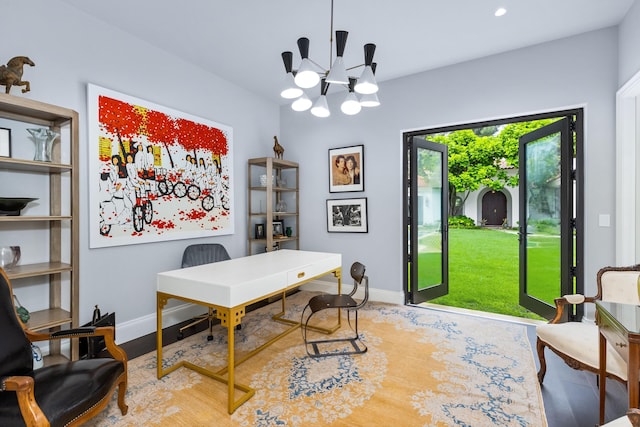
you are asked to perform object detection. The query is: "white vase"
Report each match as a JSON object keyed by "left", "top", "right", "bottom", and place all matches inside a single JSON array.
[
  {"left": 0, "top": 246, "right": 20, "bottom": 269},
  {"left": 27, "top": 128, "right": 59, "bottom": 162}
]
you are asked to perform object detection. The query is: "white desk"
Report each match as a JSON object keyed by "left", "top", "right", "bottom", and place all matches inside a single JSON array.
[{"left": 156, "top": 249, "right": 342, "bottom": 414}]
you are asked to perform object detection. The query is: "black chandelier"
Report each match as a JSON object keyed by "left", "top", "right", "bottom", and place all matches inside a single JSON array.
[{"left": 279, "top": 0, "right": 380, "bottom": 117}]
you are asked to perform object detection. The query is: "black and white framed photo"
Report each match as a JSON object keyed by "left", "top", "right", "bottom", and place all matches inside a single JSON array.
[
  {"left": 255, "top": 223, "right": 265, "bottom": 239},
  {"left": 272, "top": 220, "right": 284, "bottom": 237},
  {"left": 329, "top": 144, "right": 364, "bottom": 193},
  {"left": 327, "top": 198, "right": 368, "bottom": 233},
  {"left": 0, "top": 128, "right": 10, "bottom": 157}
]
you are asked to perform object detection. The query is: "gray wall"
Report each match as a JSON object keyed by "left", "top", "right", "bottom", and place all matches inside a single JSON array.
[
  {"left": 619, "top": 0, "right": 640, "bottom": 85},
  {"left": 6, "top": 0, "right": 279, "bottom": 342},
  {"left": 281, "top": 28, "right": 620, "bottom": 302},
  {"left": 5, "top": 0, "right": 640, "bottom": 344}
]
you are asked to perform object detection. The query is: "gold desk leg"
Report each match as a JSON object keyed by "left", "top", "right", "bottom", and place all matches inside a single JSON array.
[
  {"left": 272, "top": 267, "right": 343, "bottom": 333},
  {"left": 335, "top": 268, "right": 342, "bottom": 327},
  {"left": 217, "top": 306, "right": 254, "bottom": 414},
  {"left": 227, "top": 310, "right": 235, "bottom": 414},
  {"left": 156, "top": 294, "right": 255, "bottom": 413},
  {"left": 156, "top": 292, "right": 186, "bottom": 378},
  {"left": 157, "top": 293, "right": 168, "bottom": 379}
]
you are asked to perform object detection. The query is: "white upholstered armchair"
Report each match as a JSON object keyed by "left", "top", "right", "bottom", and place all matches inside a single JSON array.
[
  {"left": 602, "top": 408, "right": 640, "bottom": 426},
  {"left": 536, "top": 265, "right": 640, "bottom": 385}
]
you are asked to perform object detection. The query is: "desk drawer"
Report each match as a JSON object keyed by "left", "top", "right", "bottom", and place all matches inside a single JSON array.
[
  {"left": 601, "top": 319, "right": 629, "bottom": 363},
  {"left": 287, "top": 260, "right": 338, "bottom": 286}
]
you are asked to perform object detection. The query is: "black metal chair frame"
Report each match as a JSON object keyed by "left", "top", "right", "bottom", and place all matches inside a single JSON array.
[{"left": 301, "top": 262, "right": 368, "bottom": 357}]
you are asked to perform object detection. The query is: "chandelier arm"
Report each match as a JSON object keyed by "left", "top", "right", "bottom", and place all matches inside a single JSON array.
[
  {"left": 307, "top": 58, "right": 329, "bottom": 74},
  {"left": 345, "top": 64, "right": 366, "bottom": 71}
]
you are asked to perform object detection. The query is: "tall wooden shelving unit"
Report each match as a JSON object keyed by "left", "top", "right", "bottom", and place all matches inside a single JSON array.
[
  {"left": 0, "top": 93, "right": 79, "bottom": 361},
  {"left": 247, "top": 157, "right": 299, "bottom": 255}
]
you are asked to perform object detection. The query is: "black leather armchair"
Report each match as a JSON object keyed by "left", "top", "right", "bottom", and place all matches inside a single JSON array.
[{"left": 0, "top": 268, "right": 128, "bottom": 426}]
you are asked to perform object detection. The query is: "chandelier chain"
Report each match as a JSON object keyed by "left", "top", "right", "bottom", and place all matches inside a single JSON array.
[{"left": 329, "top": 0, "right": 335, "bottom": 67}]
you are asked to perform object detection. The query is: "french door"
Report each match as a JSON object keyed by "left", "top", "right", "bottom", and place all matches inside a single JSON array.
[
  {"left": 404, "top": 137, "right": 448, "bottom": 304},
  {"left": 404, "top": 110, "right": 583, "bottom": 320},
  {"left": 518, "top": 116, "right": 580, "bottom": 320}
]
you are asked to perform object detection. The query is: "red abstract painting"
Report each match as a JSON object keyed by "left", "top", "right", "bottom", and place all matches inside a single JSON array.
[{"left": 88, "top": 84, "right": 234, "bottom": 248}]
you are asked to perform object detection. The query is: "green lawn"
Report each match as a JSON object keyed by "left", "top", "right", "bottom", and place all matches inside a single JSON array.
[{"left": 425, "top": 227, "right": 556, "bottom": 320}]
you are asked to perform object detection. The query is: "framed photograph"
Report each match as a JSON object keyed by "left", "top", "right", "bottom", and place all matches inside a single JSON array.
[
  {"left": 87, "top": 84, "right": 234, "bottom": 248},
  {"left": 0, "top": 128, "right": 10, "bottom": 157},
  {"left": 329, "top": 144, "right": 364, "bottom": 193},
  {"left": 327, "top": 198, "right": 368, "bottom": 233},
  {"left": 272, "top": 220, "right": 284, "bottom": 237},
  {"left": 255, "top": 223, "right": 265, "bottom": 239}
]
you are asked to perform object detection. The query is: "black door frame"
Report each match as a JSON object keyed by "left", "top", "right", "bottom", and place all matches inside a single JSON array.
[
  {"left": 403, "top": 108, "right": 584, "bottom": 320},
  {"left": 403, "top": 137, "right": 449, "bottom": 304},
  {"left": 519, "top": 117, "right": 575, "bottom": 320}
]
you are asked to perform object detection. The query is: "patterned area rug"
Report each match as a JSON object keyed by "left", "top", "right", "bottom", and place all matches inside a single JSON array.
[{"left": 86, "top": 291, "right": 546, "bottom": 426}]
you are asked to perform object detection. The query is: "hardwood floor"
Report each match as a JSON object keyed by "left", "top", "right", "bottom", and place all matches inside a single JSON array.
[
  {"left": 525, "top": 325, "right": 629, "bottom": 427},
  {"left": 119, "top": 305, "right": 630, "bottom": 426}
]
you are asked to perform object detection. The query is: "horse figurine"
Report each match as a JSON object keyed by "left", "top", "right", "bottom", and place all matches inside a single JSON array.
[
  {"left": 0, "top": 56, "right": 35, "bottom": 94},
  {"left": 273, "top": 136, "right": 284, "bottom": 159}
]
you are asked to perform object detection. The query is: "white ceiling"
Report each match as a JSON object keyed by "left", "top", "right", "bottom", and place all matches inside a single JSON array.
[{"left": 60, "top": 0, "right": 635, "bottom": 104}]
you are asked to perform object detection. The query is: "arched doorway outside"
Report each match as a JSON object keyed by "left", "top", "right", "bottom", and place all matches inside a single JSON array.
[{"left": 481, "top": 190, "right": 507, "bottom": 226}]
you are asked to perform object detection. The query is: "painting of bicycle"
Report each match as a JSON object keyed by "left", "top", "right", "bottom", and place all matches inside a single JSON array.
[{"left": 88, "top": 84, "right": 234, "bottom": 248}]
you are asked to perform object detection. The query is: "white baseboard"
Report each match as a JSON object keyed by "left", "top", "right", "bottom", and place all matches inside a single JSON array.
[
  {"left": 299, "top": 279, "right": 404, "bottom": 305},
  {"left": 35, "top": 303, "right": 204, "bottom": 356},
  {"left": 114, "top": 280, "right": 404, "bottom": 345},
  {"left": 115, "top": 303, "right": 206, "bottom": 345}
]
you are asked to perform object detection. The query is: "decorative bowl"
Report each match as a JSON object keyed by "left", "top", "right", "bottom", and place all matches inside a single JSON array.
[
  {"left": 0, "top": 246, "right": 20, "bottom": 269},
  {"left": 0, "top": 197, "right": 38, "bottom": 216},
  {"left": 259, "top": 174, "right": 275, "bottom": 187}
]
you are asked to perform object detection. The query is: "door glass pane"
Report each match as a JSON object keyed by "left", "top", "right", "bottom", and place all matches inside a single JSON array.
[
  {"left": 417, "top": 146, "right": 443, "bottom": 290},
  {"left": 525, "top": 132, "right": 561, "bottom": 304}
]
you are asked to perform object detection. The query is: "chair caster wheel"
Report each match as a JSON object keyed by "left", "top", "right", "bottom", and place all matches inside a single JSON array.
[
  {"left": 177, "top": 332, "right": 184, "bottom": 340},
  {"left": 236, "top": 324, "right": 242, "bottom": 330},
  {"left": 207, "top": 335, "right": 213, "bottom": 341}
]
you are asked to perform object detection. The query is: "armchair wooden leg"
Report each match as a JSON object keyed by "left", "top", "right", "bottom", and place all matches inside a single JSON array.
[
  {"left": 117, "top": 379, "right": 128, "bottom": 415},
  {"left": 536, "top": 337, "right": 547, "bottom": 384}
]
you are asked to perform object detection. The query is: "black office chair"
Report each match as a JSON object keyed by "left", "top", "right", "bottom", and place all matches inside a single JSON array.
[
  {"left": 301, "top": 261, "right": 368, "bottom": 357},
  {"left": 178, "top": 243, "right": 230, "bottom": 341}
]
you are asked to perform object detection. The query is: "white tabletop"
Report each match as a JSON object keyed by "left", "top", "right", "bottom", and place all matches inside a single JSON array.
[{"left": 157, "top": 249, "right": 341, "bottom": 307}]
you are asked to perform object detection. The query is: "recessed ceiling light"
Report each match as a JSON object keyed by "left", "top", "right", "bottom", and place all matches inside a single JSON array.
[{"left": 495, "top": 7, "right": 507, "bottom": 17}]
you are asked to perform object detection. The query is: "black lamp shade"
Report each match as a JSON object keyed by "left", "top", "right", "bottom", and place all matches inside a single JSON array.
[
  {"left": 348, "top": 77, "right": 357, "bottom": 92},
  {"left": 335, "top": 30, "right": 348, "bottom": 57},
  {"left": 363, "top": 43, "right": 376, "bottom": 66},
  {"left": 297, "top": 37, "right": 310, "bottom": 59},
  {"left": 281, "top": 51, "right": 293, "bottom": 73},
  {"left": 320, "top": 79, "right": 329, "bottom": 95}
]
